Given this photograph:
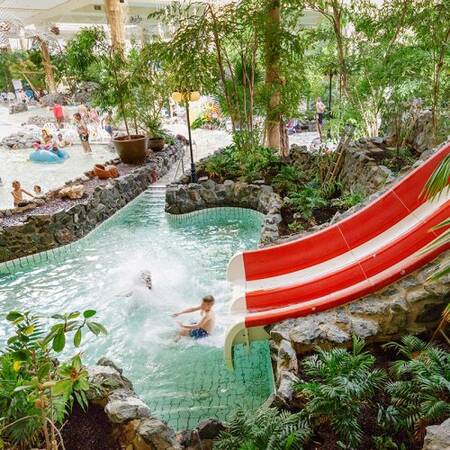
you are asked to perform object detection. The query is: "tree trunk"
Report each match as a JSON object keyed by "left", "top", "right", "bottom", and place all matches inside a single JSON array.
[
  {"left": 331, "top": 2, "right": 348, "bottom": 97},
  {"left": 37, "top": 38, "right": 56, "bottom": 94},
  {"left": 104, "top": 0, "right": 126, "bottom": 53},
  {"left": 431, "top": 27, "right": 450, "bottom": 143},
  {"left": 209, "top": 6, "right": 237, "bottom": 132},
  {"left": 264, "top": 0, "right": 283, "bottom": 151}
]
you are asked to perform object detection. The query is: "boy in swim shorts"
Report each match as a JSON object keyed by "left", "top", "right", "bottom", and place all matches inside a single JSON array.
[
  {"left": 173, "top": 295, "right": 215, "bottom": 341},
  {"left": 73, "top": 113, "right": 92, "bottom": 153}
]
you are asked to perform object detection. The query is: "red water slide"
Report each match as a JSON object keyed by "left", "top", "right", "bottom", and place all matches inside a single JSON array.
[{"left": 226, "top": 142, "right": 450, "bottom": 337}]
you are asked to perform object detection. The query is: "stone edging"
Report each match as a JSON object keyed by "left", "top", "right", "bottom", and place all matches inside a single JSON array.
[
  {"left": 87, "top": 358, "right": 226, "bottom": 449},
  {"left": 0, "top": 143, "right": 183, "bottom": 263},
  {"left": 165, "top": 179, "right": 282, "bottom": 245},
  {"left": 87, "top": 358, "right": 181, "bottom": 449}
]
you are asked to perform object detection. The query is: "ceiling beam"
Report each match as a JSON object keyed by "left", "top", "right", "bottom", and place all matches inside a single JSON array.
[{"left": 22, "top": 0, "right": 94, "bottom": 26}]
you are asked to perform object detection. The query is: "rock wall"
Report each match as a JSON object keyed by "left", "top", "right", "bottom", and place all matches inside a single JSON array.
[
  {"left": 271, "top": 252, "right": 450, "bottom": 354},
  {"left": 339, "top": 138, "right": 395, "bottom": 195},
  {"left": 2, "top": 130, "right": 38, "bottom": 149},
  {"left": 87, "top": 358, "right": 181, "bottom": 449},
  {"left": 387, "top": 109, "right": 437, "bottom": 154},
  {"left": 290, "top": 137, "right": 395, "bottom": 197},
  {"left": 0, "top": 144, "right": 182, "bottom": 263},
  {"left": 165, "top": 179, "right": 283, "bottom": 244}
]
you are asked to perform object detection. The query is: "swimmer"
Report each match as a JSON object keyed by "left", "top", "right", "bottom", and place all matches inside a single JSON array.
[
  {"left": 115, "top": 270, "right": 152, "bottom": 297},
  {"left": 56, "top": 133, "right": 71, "bottom": 148},
  {"left": 173, "top": 295, "right": 215, "bottom": 341},
  {"left": 140, "top": 270, "right": 152, "bottom": 289}
]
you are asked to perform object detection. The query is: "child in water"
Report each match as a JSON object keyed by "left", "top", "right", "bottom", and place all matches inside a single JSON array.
[{"left": 173, "top": 295, "right": 216, "bottom": 340}]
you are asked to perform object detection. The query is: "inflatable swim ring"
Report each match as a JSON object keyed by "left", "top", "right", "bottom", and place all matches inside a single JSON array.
[{"left": 29, "top": 148, "right": 70, "bottom": 164}]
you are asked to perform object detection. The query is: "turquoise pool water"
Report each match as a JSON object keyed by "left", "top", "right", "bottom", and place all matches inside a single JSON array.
[{"left": 0, "top": 191, "right": 273, "bottom": 430}]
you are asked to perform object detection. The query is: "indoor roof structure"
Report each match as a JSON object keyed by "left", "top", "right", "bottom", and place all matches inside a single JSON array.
[{"left": 0, "top": 0, "right": 322, "bottom": 48}]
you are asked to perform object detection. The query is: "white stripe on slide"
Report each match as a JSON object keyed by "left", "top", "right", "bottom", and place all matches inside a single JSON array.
[{"left": 244, "top": 246, "right": 444, "bottom": 320}]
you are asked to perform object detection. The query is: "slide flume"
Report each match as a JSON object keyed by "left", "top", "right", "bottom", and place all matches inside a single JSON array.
[{"left": 224, "top": 142, "right": 450, "bottom": 368}]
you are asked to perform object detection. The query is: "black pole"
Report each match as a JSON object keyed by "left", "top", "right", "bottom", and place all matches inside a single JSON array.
[
  {"left": 327, "top": 72, "right": 333, "bottom": 140},
  {"left": 185, "top": 99, "right": 197, "bottom": 183},
  {"left": 328, "top": 72, "right": 333, "bottom": 114}
]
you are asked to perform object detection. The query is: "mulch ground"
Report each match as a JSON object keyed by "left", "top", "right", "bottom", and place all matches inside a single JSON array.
[
  {"left": 0, "top": 160, "right": 142, "bottom": 228},
  {"left": 61, "top": 403, "right": 121, "bottom": 450}
]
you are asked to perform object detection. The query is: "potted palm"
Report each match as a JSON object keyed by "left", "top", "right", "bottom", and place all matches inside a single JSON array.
[
  {"left": 94, "top": 30, "right": 148, "bottom": 164},
  {"left": 130, "top": 44, "right": 174, "bottom": 152}
]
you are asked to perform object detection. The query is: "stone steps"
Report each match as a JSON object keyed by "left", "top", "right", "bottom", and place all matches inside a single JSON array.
[{"left": 148, "top": 185, "right": 167, "bottom": 198}]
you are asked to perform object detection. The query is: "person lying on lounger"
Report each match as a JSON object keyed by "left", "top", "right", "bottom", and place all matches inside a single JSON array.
[{"left": 173, "top": 295, "right": 216, "bottom": 340}]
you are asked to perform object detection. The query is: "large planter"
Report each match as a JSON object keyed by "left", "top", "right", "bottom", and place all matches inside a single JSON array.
[
  {"left": 147, "top": 137, "right": 165, "bottom": 152},
  {"left": 113, "top": 134, "right": 148, "bottom": 164}
]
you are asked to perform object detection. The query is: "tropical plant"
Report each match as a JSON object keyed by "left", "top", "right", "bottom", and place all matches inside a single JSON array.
[
  {"left": 286, "top": 181, "right": 327, "bottom": 221},
  {"left": 204, "top": 149, "right": 240, "bottom": 182},
  {"left": 81, "top": 27, "right": 139, "bottom": 139},
  {"left": 380, "top": 336, "right": 450, "bottom": 441},
  {"left": 62, "top": 27, "right": 103, "bottom": 86},
  {"left": 331, "top": 188, "right": 365, "bottom": 210},
  {"left": 0, "top": 309, "right": 107, "bottom": 450},
  {"left": 421, "top": 151, "right": 450, "bottom": 342},
  {"left": 128, "top": 43, "right": 175, "bottom": 139},
  {"left": 295, "top": 336, "right": 386, "bottom": 449},
  {"left": 372, "top": 435, "right": 405, "bottom": 450},
  {"left": 214, "top": 407, "right": 312, "bottom": 450},
  {"left": 271, "top": 165, "right": 305, "bottom": 196}
]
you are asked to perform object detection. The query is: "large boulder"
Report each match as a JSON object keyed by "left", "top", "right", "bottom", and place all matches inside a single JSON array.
[
  {"left": 39, "top": 93, "right": 67, "bottom": 107},
  {"left": 136, "top": 418, "right": 182, "bottom": 450},
  {"left": 9, "top": 102, "right": 28, "bottom": 114},
  {"left": 407, "top": 109, "right": 434, "bottom": 153},
  {"left": 422, "top": 418, "right": 450, "bottom": 450},
  {"left": 72, "top": 81, "right": 98, "bottom": 104},
  {"left": 104, "top": 389, "right": 151, "bottom": 423}
]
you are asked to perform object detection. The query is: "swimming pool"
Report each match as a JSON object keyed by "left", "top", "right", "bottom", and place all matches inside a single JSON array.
[{"left": 0, "top": 190, "right": 273, "bottom": 430}]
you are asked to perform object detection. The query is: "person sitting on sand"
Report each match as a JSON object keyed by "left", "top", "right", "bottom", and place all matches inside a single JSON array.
[
  {"left": 173, "top": 295, "right": 216, "bottom": 340},
  {"left": 33, "top": 185, "right": 45, "bottom": 198},
  {"left": 11, "top": 180, "right": 36, "bottom": 207}
]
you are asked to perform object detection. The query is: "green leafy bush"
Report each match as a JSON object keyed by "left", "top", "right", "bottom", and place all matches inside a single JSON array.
[
  {"left": 295, "top": 336, "right": 386, "bottom": 449},
  {"left": 379, "top": 336, "right": 450, "bottom": 440},
  {"left": 272, "top": 166, "right": 305, "bottom": 196},
  {"left": 0, "top": 309, "right": 107, "bottom": 450},
  {"left": 192, "top": 115, "right": 207, "bottom": 129},
  {"left": 204, "top": 130, "right": 280, "bottom": 183},
  {"left": 286, "top": 182, "right": 327, "bottom": 221},
  {"left": 214, "top": 407, "right": 312, "bottom": 450},
  {"left": 214, "top": 337, "right": 449, "bottom": 449},
  {"left": 331, "top": 189, "right": 365, "bottom": 210},
  {"left": 204, "top": 149, "right": 240, "bottom": 182}
]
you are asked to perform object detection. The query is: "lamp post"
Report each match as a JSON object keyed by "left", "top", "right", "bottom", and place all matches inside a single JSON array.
[{"left": 171, "top": 90, "right": 200, "bottom": 183}]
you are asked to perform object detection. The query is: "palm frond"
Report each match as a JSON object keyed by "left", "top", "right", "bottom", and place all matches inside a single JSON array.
[{"left": 421, "top": 154, "right": 450, "bottom": 199}]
